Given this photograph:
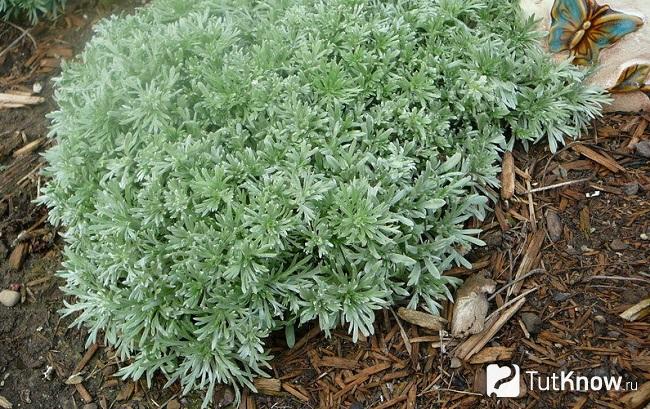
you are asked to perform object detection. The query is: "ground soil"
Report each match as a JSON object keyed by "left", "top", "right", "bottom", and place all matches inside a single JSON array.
[{"left": 0, "top": 3, "right": 648, "bottom": 409}]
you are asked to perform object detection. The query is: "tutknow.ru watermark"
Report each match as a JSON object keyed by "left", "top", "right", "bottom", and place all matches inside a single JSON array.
[{"left": 486, "top": 364, "right": 638, "bottom": 398}]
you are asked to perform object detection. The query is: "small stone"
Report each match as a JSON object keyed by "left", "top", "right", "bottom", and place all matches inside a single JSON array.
[
  {"left": 594, "top": 315, "right": 607, "bottom": 324},
  {"left": 607, "top": 331, "right": 620, "bottom": 338},
  {"left": 42, "top": 366, "right": 54, "bottom": 380},
  {"left": 641, "top": 233, "right": 649, "bottom": 241},
  {"left": 450, "top": 357, "right": 462, "bottom": 369},
  {"left": 610, "top": 239, "right": 628, "bottom": 251},
  {"left": 623, "top": 182, "right": 639, "bottom": 196},
  {"left": 520, "top": 312, "right": 543, "bottom": 335},
  {"left": 32, "top": 82, "right": 43, "bottom": 94},
  {"left": 166, "top": 399, "right": 181, "bottom": 409},
  {"left": 553, "top": 292, "right": 571, "bottom": 302},
  {"left": 634, "top": 141, "right": 650, "bottom": 158},
  {"left": 0, "top": 290, "right": 20, "bottom": 307},
  {"left": 350, "top": 403, "right": 364, "bottom": 409}
]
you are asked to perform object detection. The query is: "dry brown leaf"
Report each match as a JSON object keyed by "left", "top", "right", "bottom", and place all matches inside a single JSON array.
[
  {"left": 397, "top": 307, "right": 446, "bottom": 331},
  {"left": 65, "top": 374, "right": 83, "bottom": 385},
  {"left": 451, "top": 271, "right": 496, "bottom": 337}
]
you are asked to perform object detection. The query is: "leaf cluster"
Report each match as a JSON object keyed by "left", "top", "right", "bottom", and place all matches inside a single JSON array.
[
  {"left": 40, "top": 0, "right": 607, "bottom": 405},
  {"left": 1, "top": 0, "right": 65, "bottom": 23}
]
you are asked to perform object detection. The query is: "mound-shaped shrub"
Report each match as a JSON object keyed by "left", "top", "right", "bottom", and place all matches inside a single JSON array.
[
  {"left": 1, "top": 0, "right": 65, "bottom": 23},
  {"left": 41, "top": 0, "right": 606, "bottom": 403}
]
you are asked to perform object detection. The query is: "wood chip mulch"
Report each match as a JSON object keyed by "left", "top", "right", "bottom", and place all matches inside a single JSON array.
[{"left": 246, "top": 113, "right": 650, "bottom": 409}]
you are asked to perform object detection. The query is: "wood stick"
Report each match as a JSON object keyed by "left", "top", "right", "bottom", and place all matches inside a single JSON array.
[
  {"left": 0, "top": 93, "right": 45, "bottom": 106},
  {"left": 466, "top": 297, "right": 527, "bottom": 360},
  {"left": 281, "top": 383, "right": 310, "bottom": 402},
  {"left": 620, "top": 381, "right": 650, "bottom": 409},
  {"left": 457, "top": 297, "right": 527, "bottom": 361},
  {"left": 74, "top": 383, "right": 92, "bottom": 403},
  {"left": 572, "top": 144, "right": 625, "bottom": 173},
  {"left": 13, "top": 138, "right": 45, "bottom": 157},
  {"left": 469, "top": 346, "right": 515, "bottom": 364},
  {"left": 508, "top": 230, "right": 545, "bottom": 296},
  {"left": 526, "top": 177, "right": 591, "bottom": 194},
  {"left": 453, "top": 315, "right": 498, "bottom": 360},
  {"left": 487, "top": 287, "right": 538, "bottom": 322},
  {"left": 74, "top": 343, "right": 99, "bottom": 373},
  {"left": 525, "top": 174, "right": 536, "bottom": 231},
  {"left": 253, "top": 378, "right": 282, "bottom": 395},
  {"left": 406, "top": 383, "right": 417, "bottom": 409},
  {"left": 374, "top": 395, "right": 408, "bottom": 409},
  {"left": 489, "top": 269, "right": 543, "bottom": 301},
  {"left": 500, "top": 151, "right": 515, "bottom": 200}
]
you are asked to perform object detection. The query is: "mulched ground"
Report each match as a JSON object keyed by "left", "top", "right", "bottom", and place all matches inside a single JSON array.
[{"left": 0, "top": 2, "right": 648, "bottom": 409}]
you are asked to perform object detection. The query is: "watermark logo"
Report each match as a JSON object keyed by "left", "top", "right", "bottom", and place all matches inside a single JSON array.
[
  {"left": 487, "top": 363, "right": 520, "bottom": 397},
  {"left": 485, "top": 363, "right": 638, "bottom": 398},
  {"left": 526, "top": 370, "right": 637, "bottom": 392}
]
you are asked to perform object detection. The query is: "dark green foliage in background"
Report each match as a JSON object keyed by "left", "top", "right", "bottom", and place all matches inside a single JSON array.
[
  {"left": 40, "top": 0, "right": 607, "bottom": 404},
  {"left": 0, "top": 0, "right": 65, "bottom": 23}
]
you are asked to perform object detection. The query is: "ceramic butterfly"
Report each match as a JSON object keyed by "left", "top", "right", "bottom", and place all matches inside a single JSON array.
[
  {"left": 609, "top": 64, "right": 650, "bottom": 96},
  {"left": 549, "top": 0, "right": 644, "bottom": 65}
]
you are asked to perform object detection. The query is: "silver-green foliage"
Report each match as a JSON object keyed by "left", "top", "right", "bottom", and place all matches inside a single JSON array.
[
  {"left": 0, "top": 0, "right": 64, "bottom": 23},
  {"left": 41, "top": 0, "right": 606, "bottom": 403}
]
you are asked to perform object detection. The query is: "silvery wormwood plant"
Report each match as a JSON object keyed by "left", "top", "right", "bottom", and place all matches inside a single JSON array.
[
  {"left": 39, "top": 0, "right": 607, "bottom": 405},
  {"left": 0, "top": 0, "right": 65, "bottom": 23}
]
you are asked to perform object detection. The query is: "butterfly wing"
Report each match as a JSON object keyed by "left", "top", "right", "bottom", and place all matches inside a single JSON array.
[
  {"left": 571, "top": 34, "right": 600, "bottom": 65},
  {"left": 587, "top": 10, "right": 643, "bottom": 51},
  {"left": 549, "top": 0, "right": 590, "bottom": 52},
  {"left": 610, "top": 64, "right": 650, "bottom": 93}
]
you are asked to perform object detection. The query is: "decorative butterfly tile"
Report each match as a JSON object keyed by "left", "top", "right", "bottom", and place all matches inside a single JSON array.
[
  {"left": 548, "top": 0, "right": 643, "bottom": 65},
  {"left": 609, "top": 64, "right": 650, "bottom": 96}
]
